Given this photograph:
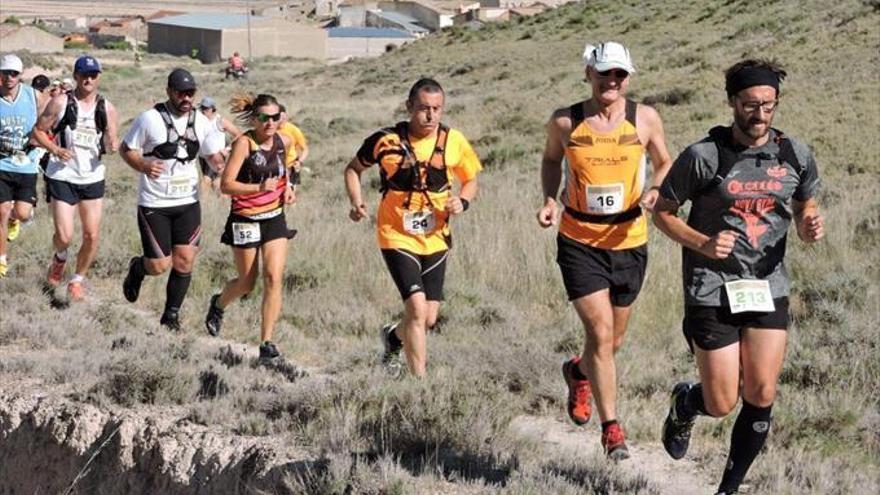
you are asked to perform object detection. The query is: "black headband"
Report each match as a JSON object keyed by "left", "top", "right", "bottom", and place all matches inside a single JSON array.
[{"left": 725, "top": 67, "right": 780, "bottom": 97}]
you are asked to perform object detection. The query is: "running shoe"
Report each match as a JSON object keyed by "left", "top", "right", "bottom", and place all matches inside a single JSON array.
[
  {"left": 380, "top": 322, "right": 402, "bottom": 363},
  {"left": 7, "top": 219, "right": 20, "bottom": 241},
  {"left": 259, "top": 341, "right": 280, "bottom": 360},
  {"left": 205, "top": 293, "right": 224, "bottom": 337},
  {"left": 562, "top": 357, "right": 592, "bottom": 425},
  {"left": 0, "top": 260, "right": 7, "bottom": 278},
  {"left": 714, "top": 490, "right": 738, "bottom": 495},
  {"left": 662, "top": 381, "right": 697, "bottom": 460},
  {"left": 46, "top": 255, "right": 67, "bottom": 287},
  {"left": 67, "top": 281, "right": 84, "bottom": 301},
  {"left": 122, "top": 256, "right": 144, "bottom": 302},
  {"left": 160, "top": 311, "right": 181, "bottom": 332},
  {"left": 601, "top": 422, "right": 630, "bottom": 461}
]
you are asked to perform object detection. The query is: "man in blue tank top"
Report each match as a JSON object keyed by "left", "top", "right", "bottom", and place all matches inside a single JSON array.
[{"left": 0, "top": 53, "right": 40, "bottom": 277}]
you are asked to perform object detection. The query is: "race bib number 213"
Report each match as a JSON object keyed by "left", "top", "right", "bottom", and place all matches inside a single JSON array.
[{"left": 725, "top": 280, "right": 775, "bottom": 314}]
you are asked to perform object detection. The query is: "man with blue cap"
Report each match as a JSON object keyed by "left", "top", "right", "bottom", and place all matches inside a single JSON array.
[{"left": 32, "top": 55, "right": 119, "bottom": 300}]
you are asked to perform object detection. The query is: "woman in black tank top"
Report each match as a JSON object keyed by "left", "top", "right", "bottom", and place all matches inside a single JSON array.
[{"left": 204, "top": 93, "right": 295, "bottom": 361}]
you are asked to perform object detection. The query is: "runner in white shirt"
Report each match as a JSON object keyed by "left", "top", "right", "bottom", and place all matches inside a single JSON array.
[
  {"left": 32, "top": 55, "right": 119, "bottom": 301},
  {"left": 119, "top": 68, "right": 224, "bottom": 331}
]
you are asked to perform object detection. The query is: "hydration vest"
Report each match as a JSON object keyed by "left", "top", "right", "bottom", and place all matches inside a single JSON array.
[
  {"left": 699, "top": 125, "right": 804, "bottom": 196},
  {"left": 144, "top": 103, "right": 199, "bottom": 163},
  {"left": 379, "top": 122, "right": 450, "bottom": 209},
  {"left": 52, "top": 93, "right": 108, "bottom": 156}
]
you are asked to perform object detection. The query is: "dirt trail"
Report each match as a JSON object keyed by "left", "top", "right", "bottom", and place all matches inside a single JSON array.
[{"left": 509, "top": 415, "right": 716, "bottom": 495}]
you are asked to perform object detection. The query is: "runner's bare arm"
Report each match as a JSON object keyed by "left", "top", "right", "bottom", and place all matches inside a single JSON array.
[
  {"left": 344, "top": 156, "right": 368, "bottom": 221},
  {"left": 638, "top": 105, "right": 673, "bottom": 211},
  {"left": 653, "top": 206, "right": 738, "bottom": 259},
  {"left": 220, "top": 116, "right": 243, "bottom": 141},
  {"left": 793, "top": 197, "right": 824, "bottom": 243},
  {"left": 32, "top": 95, "right": 74, "bottom": 161},
  {"left": 104, "top": 99, "right": 120, "bottom": 154},
  {"left": 120, "top": 142, "right": 164, "bottom": 179},
  {"left": 221, "top": 135, "right": 270, "bottom": 195},
  {"left": 446, "top": 177, "right": 478, "bottom": 215},
  {"left": 537, "top": 109, "right": 570, "bottom": 227}
]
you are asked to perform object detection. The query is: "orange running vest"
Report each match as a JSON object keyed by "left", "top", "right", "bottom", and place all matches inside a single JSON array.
[{"left": 559, "top": 99, "right": 647, "bottom": 250}]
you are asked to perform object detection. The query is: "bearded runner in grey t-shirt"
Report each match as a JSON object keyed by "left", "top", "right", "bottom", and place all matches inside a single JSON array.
[{"left": 652, "top": 59, "right": 825, "bottom": 495}]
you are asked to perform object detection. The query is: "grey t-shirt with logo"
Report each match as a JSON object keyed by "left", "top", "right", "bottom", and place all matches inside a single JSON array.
[{"left": 660, "top": 128, "right": 820, "bottom": 307}]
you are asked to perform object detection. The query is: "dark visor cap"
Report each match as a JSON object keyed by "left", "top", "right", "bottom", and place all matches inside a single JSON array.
[{"left": 168, "top": 68, "right": 197, "bottom": 92}]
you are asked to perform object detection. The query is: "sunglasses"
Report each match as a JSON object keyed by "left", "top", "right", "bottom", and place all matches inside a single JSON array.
[
  {"left": 79, "top": 72, "right": 100, "bottom": 79},
  {"left": 596, "top": 69, "right": 630, "bottom": 79},
  {"left": 0, "top": 70, "right": 20, "bottom": 78},
  {"left": 256, "top": 112, "right": 281, "bottom": 123},
  {"left": 174, "top": 89, "right": 196, "bottom": 97}
]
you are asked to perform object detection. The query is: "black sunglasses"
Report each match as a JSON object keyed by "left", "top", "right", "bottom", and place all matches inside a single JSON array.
[
  {"left": 256, "top": 112, "right": 281, "bottom": 123},
  {"left": 0, "top": 70, "right": 21, "bottom": 78},
  {"left": 174, "top": 89, "right": 196, "bottom": 97},
  {"left": 597, "top": 69, "right": 630, "bottom": 79}
]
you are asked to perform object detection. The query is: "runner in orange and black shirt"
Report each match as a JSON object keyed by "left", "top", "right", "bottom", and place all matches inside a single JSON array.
[
  {"left": 537, "top": 42, "right": 673, "bottom": 459},
  {"left": 204, "top": 92, "right": 295, "bottom": 361},
  {"left": 344, "top": 78, "right": 481, "bottom": 377}
]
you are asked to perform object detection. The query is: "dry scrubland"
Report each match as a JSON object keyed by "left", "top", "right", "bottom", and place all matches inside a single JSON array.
[{"left": 1, "top": 0, "right": 879, "bottom": 493}]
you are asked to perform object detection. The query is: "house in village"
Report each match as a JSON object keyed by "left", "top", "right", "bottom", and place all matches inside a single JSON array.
[{"left": 0, "top": 24, "right": 63, "bottom": 53}]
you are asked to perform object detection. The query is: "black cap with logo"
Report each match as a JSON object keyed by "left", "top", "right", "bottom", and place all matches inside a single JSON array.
[{"left": 168, "top": 68, "right": 197, "bottom": 91}]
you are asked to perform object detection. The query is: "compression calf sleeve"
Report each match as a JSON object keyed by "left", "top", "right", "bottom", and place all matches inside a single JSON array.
[
  {"left": 718, "top": 399, "right": 773, "bottom": 492},
  {"left": 164, "top": 269, "right": 192, "bottom": 314}
]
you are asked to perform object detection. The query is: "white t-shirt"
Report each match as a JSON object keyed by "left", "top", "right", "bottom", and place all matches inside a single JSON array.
[
  {"left": 45, "top": 95, "right": 106, "bottom": 184},
  {"left": 123, "top": 104, "right": 223, "bottom": 208}
]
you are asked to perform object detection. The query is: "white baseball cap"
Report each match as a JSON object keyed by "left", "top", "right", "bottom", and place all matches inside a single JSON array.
[
  {"left": 0, "top": 54, "right": 23, "bottom": 73},
  {"left": 583, "top": 42, "right": 635, "bottom": 74}
]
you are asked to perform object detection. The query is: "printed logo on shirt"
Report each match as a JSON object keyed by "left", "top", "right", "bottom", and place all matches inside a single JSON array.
[{"left": 766, "top": 165, "right": 788, "bottom": 179}]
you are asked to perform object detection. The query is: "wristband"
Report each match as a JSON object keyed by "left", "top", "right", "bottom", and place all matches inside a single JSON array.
[{"left": 461, "top": 198, "right": 470, "bottom": 211}]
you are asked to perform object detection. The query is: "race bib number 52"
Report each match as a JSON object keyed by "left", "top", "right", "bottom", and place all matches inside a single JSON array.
[
  {"left": 232, "top": 222, "right": 261, "bottom": 245},
  {"left": 586, "top": 183, "right": 624, "bottom": 214},
  {"left": 725, "top": 280, "right": 775, "bottom": 314}
]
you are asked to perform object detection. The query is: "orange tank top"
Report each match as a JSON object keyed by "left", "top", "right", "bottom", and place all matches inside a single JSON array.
[{"left": 559, "top": 99, "right": 647, "bottom": 250}]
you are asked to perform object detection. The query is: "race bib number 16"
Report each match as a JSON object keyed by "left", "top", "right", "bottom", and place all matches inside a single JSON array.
[
  {"left": 725, "top": 280, "right": 775, "bottom": 314},
  {"left": 586, "top": 183, "right": 624, "bottom": 214}
]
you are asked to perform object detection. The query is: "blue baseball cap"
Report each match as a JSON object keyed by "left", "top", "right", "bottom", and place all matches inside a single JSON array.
[{"left": 74, "top": 55, "right": 102, "bottom": 74}]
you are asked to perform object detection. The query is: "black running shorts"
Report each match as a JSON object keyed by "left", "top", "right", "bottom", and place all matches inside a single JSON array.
[
  {"left": 683, "top": 297, "right": 790, "bottom": 352},
  {"left": 556, "top": 233, "right": 647, "bottom": 306},
  {"left": 137, "top": 202, "right": 202, "bottom": 259},
  {"left": 0, "top": 171, "right": 37, "bottom": 205},
  {"left": 220, "top": 211, "right": 292, "bottom": 249},
  {"left": 46, "top": 178, "right": 105, "bottom": 205},
  {"left": 381, "top": 248, "right": 448, "bottom": 302}
]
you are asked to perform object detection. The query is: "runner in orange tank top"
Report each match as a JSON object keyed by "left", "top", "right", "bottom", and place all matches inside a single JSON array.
[{"left": 536, "top": 41, "right": 673, "bottom": 460}]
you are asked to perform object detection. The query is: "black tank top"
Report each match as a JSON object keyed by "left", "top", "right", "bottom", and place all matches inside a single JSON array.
[{"left": 235, "top": 133, "right": 285, "bottom": 184}]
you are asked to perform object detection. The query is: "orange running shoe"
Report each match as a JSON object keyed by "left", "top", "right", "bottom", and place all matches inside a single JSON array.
[
  {"left": 46, "top": 255, "right": 67, "bottom": 287},
  {"left": 68, "top": 281, "right": 84, "bottom": 301},
  {"left": 601, "top": 422, "right": 630, "bottom": 461},
  {"left": 562, "top": 357, "right": 592, "bottom": 425}
]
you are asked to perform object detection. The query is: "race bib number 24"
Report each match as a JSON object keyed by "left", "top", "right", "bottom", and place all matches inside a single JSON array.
[{"left": 403, "top": 211, "right": 436, "bottom": 235}]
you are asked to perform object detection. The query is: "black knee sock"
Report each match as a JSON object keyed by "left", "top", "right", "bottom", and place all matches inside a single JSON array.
[
  {"left": 719, "top": 400, "right": 773, "bottom": 492},
  {"left": 164, "top": 269, "right": 192, "bottom": 315},
  {"left": 677, "top": 382, "right": 709, "bottom": 419}
]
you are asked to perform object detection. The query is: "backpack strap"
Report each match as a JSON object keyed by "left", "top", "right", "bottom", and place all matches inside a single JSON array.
[
  {"left": 700, "top": 125, "right": 740, "bottom": 195},
  {"left": 771, "top": 128, "right": 803, "bottom": 177},
  {"left": 52, "top": 94, "right": 79, "bottom": 149},
  {"left": 95, "top": 94, "right": 107, "bottom": 156},
  {"left": 429, "top": 124, "right": 449, "bottom": 169}
]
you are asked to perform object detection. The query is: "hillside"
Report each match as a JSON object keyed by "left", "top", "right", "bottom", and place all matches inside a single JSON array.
[{"left": 1, "top": 0, "right": 879, "bottom": 493}]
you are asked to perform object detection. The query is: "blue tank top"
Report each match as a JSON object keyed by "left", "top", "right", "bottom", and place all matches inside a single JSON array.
[{"left": 0, "top": 84, "right": 39, "bottom": 173}]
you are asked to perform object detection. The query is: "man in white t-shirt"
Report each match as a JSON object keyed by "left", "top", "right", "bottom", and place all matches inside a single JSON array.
[
  {"left": 119, "top": 68, "right": 224, "bottom": 331},
  {"left": 32, "top": 55, "right": 119, "bottom": 301}
]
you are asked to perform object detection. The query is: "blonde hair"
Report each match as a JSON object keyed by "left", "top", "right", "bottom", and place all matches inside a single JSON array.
[{"left": 229, "top": 92, "right": 279, "bottom": 124}]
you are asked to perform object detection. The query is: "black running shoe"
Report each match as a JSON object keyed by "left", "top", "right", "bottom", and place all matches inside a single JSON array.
[
  {"left": 205, "top": 294, "right": 224, "bottom": 337},
  {"left": 715, "top": 490, "right": 738, "bottom": 495},
  {"left": 662, "top": 381, "right": 697, "bottom": 460},
  {"left": 259, "top": 341, "right": 280, "bottom": 360},
  {"left": 122, "top": 256, "right": 145, "bottom": 303},
  {"left": 160, "top": 311, "right": 181, "bottom": 332},
  {"left": 380, "top": 322, "right": 402, "bottom": 363}
]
